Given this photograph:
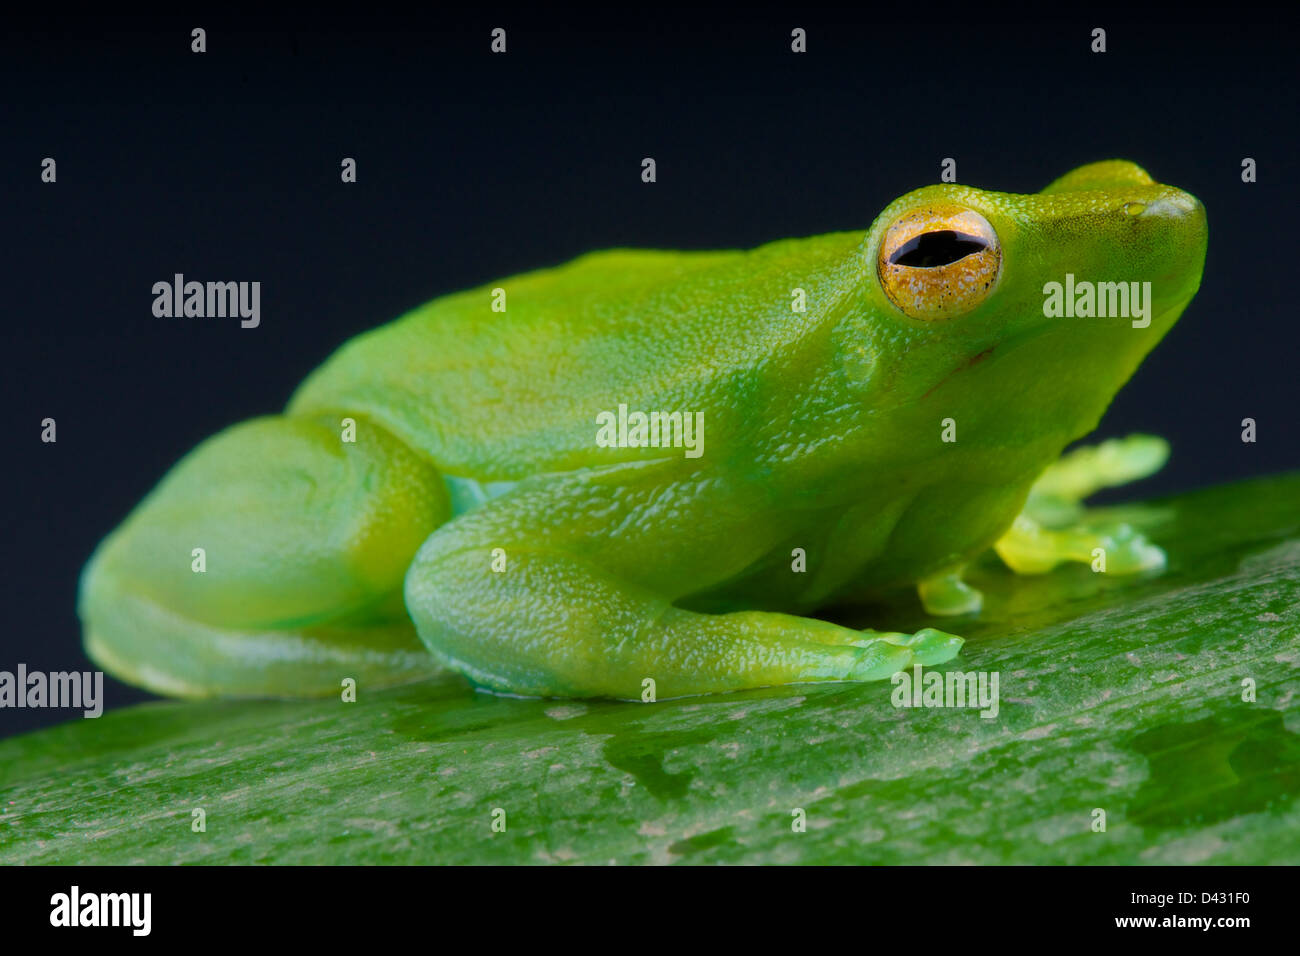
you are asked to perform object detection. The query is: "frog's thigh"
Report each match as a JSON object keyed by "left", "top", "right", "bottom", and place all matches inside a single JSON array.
[
  {"left": 403, "top": 490, "right": 964, "bottom": 699},
  {"left": 79, "top": 414, "right": 450, "bottom": 697}
]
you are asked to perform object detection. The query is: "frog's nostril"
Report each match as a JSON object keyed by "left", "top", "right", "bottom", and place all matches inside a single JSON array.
[{"left": 1130, "top": 191, "right": 1201, "bottom": 220}]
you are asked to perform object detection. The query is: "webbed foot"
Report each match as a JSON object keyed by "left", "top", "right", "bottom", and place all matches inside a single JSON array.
[{"left": 995, "top": 434, "right": 1169, "bottom": 576}]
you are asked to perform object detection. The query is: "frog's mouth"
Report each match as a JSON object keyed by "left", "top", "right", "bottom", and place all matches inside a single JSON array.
[
  {"left": 920, "top": 346, "right": 996, "bottom": 400},
  {"left": 922, "top": 292, "right": 1190, "bottom": 403}
]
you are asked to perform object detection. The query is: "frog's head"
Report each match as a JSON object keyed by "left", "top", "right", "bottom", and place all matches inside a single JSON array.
[{"left": 860, "top": 160, "right": 1207, "bottom": 452}]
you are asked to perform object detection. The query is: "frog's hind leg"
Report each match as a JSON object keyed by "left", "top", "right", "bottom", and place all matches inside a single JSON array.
[
  {"left": 403, "top": 477, "right": 964, "bottom": 699},
  {"left": 994, "top": 434, "right": 1169, "bottom": 575},
  {"left": 78, "top": 414, "right": 450, "bottom": 697}
]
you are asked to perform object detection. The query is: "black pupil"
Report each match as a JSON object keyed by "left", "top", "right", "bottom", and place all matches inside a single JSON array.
[{"left": 890, "top": 230, "right": 988, "bottom": 268}]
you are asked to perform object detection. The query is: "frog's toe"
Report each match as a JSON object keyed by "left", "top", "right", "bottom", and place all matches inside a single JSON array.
[
  {"left": 1028, "top": 433, "right": 1170, "bottom": 505},
  {"left": 1095, "top": 523, "right": 1167, "bottom": 574},
  {"left": 917, "top": 568, "right": 984, "bottom": 616},
  {"left": 876, "top": 627, "right": 966, "bottom": 666},
  {"left": 995, "top": 513, "right": 1166, "bottom": 577},
  {"left": 846, "top": 627, "right": 964, "bottom": 680},
  {"left": 843, "top": 640, "right": 916, "bottom": 682}
]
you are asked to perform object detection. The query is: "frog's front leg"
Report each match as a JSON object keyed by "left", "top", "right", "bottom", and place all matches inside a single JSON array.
[
  {"left": 404, "top": 477, "right": 963, "bottom": 699},
  {"left": 994, "top": 434, "right": 1169, "bottom": 575},
  {"left": 916, "top": 434, "right": 1169, "bottom": 614}
]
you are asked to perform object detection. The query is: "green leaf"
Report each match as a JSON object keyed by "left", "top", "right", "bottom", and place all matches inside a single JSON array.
[{"left": 2, "top": 472, "right": 1298, "bottom": 864}]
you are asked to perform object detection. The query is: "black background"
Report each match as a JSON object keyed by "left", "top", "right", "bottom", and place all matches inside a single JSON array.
[
  {"left": 3, "top": 9, "right": 1296, "bottom": 735},
  {"left": 0, "top": 864, "right": 1279, "bottom": 938},
  {"left": 0, "top": 863, "right": 1279, "bottom": 938}
]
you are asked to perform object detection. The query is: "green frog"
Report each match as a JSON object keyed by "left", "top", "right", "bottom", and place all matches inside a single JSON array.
[{"left": 79, "top": 160, "right": 1207, "bottom": 699}]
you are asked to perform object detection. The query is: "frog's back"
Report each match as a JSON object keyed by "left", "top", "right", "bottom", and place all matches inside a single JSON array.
[{"left": 288, "top": 236, "right": 862, "bottom": 479}]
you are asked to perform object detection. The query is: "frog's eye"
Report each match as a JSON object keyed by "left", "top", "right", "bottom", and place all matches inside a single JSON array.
[{"left": 876, "top": 204, "right": 1001, "bottom": 320}]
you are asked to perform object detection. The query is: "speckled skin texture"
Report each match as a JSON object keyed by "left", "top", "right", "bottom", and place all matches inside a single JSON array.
[{"left": 79, "top": 161, "right": 1207, "bottom": 699}]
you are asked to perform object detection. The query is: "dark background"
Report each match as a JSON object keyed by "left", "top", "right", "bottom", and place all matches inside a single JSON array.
[{"left": 2, "top": 10, "right": 1296, "bottom": 735}]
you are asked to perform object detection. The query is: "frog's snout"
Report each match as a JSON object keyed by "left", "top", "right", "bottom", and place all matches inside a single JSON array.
[
  {"left": 1121, "top": 184, "right": 1208, "bottom": 292},
  {"left": 1123, "top": 187, "right": 1203, "bottom": 223}
]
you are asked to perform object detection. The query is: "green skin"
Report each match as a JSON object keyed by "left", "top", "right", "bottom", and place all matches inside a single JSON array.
[{"left": 80, "top": 160, "right": 1207, "bottom": 699}]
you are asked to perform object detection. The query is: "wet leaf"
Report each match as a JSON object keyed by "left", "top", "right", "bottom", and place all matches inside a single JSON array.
[{"left": 2, "top": 472, "right": 1298, "bottom": 863}]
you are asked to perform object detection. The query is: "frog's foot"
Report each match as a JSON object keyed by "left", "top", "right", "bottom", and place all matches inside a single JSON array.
[
  {"left": 996, "top": 433, "right": 1170, "bottom": 576},
  {"left": 868, "top": 627, "right": 967, "bottom": 666},
  {"left": 1020, "top": 433, "right": 1169, "bottom": 526},
  {"left": 917, "top": 567, "right": 984, "bottom": 616},
  {"left": 404, "top": 480, "right": 964, "bottom": 699},
  {"left": 994, "top": 513, "right": 1166, "bottom": 576},
  {"left": 794, "top": 623, "right": 964, "bottom": 679}
]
